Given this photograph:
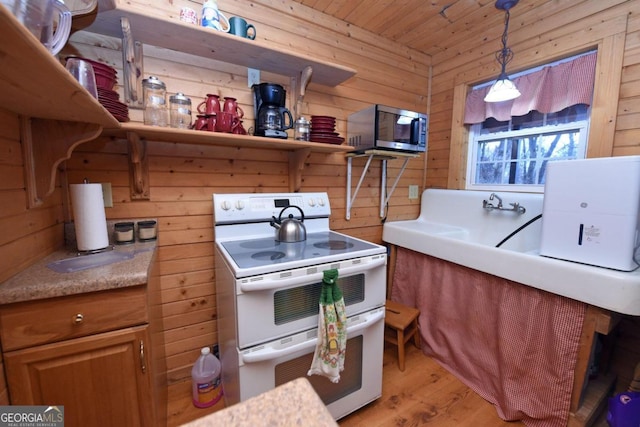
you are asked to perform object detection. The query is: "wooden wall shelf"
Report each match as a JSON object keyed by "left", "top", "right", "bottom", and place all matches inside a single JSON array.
[
  {"left": 102, "top": 123, "right": 354, "bottom": 193},
  {"left": 0, "top": 8, "right": 117, "bottom": 127},
  {"left": 87, "top": 0, "right": 356, "bottom": 87},
  {"left": 0, "top": 6, "right": 119, "bottom": 207},
  {"left": 0, "top": 1, "right": 355, "bottom": 206}
]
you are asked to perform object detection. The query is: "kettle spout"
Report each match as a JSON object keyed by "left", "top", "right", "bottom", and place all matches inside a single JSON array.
[{"left": 270, "top": 216, "right": 281, "bottom": 230}]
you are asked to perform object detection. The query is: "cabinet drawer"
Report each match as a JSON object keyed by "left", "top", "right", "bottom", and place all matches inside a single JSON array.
[{"left": 0, "top": 286, "right": 147, "bottom": 351}]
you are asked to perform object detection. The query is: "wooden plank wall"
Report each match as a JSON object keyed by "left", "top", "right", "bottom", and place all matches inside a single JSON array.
[
  {"left": 57, "top": 0, "right": 430, "bottom": 394},
  {"left": 428, "top": 0, "right": 640, "bottom": 188},
  {"left": 2, "top": 0, "right": 640, "bottom": 414},
  {"left": 425, "top": 0, "right": 640, "bottom": 393},
  {"left": 0, "top": 110, "right": 65, "bottom": 283}
]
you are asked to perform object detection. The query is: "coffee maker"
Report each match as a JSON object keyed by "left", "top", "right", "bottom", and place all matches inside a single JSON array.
[{"left": 252, "top": 83, "right": 293, "bottom": 138}]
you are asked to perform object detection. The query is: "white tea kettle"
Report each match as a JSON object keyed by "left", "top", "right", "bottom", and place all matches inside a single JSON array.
[{"left": 270, "top": 205, "right": 306, "bottom": 243}]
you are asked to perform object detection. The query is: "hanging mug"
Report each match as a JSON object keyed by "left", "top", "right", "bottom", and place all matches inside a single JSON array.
[
  {"left": 197, "top": 94, "right": 221, "bottom": 115},
  {"left": 223, "top": 97, "right": 244, "bottom": 118}
]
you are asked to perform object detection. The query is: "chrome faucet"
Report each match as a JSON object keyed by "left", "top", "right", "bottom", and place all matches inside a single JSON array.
[
  {"left": 489, "top": 193, "right": 502, "bottom": 208},
  {"left": 483, "top": 193, "right": 526, "bottom": 214}
]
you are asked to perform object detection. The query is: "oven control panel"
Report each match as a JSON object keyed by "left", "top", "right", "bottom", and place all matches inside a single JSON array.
[{"left": 213, "top": 192, "right": 331, "bottom": 224}]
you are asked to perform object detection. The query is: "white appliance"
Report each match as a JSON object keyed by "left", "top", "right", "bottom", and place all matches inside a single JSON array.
[
  {"left": 213, "top": 192, "right": 387, "bottom": 419},
  {"left": 540, "top": 155, "right": 640, "bottom": 271}
]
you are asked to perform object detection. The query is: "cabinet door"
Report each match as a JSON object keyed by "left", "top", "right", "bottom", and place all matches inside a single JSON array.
[{"left": 4, "top": 325, "right": 154, "bottom": 427}]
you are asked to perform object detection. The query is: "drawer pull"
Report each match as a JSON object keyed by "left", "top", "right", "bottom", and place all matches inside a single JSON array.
[{"left": 73, "top": 314, "right": 84, "bottom": 324}]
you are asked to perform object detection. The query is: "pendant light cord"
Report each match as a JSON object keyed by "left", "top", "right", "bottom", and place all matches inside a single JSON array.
[{"left": 496, "top": 9, "right": 514, "bottom": 77}]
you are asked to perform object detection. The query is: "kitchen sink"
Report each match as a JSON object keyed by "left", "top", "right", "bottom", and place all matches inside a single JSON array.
[{"left": 383, "top": 189, "right": 640, "bottom": 316}]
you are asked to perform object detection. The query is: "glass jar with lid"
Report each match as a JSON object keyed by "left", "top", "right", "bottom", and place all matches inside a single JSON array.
[
  {"left": 142, "top": 76, "right": 167, "bottom": 127},
  {"left": 169, "top": 92, "right": 192, "bottom": 129},
  {"left": 294, "top": 116, "right": 310, "bottom": 141}
]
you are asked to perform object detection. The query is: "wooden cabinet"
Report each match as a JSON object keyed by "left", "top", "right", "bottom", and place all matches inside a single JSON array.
[
  {"left": 0, "top": 286, "right": 155, "bottom": 427},
  {"left": 0, "top": 286, "right": 148, "bottom": 351},
  {"left": 4, "top": 327, "right": 153, "bottom": 426}
]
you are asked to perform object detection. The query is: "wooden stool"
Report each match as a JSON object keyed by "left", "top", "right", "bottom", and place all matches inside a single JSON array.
[{"left": 384, "top": 299, "right": 420, "bottom": 371}]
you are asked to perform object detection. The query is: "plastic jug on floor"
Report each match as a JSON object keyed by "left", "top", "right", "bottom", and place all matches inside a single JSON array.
[{"left": 191, "top": 347, "right": 222, "bottom": 408}]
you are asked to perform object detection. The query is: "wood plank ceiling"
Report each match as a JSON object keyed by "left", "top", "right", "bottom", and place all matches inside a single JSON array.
[{"left": 291, "top": 0, "right": 522, "bottom": 57}]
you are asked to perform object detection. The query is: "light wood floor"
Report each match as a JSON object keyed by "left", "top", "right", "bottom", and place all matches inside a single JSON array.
[
  {"left": 338, "top": 344, "right": 523, "bottom": 427},
  {"left": 167, "top": 343, "right": 611, "bottom": 426},
  {"left": 168, "top": 343, "right": 526, "bottom": 426}
]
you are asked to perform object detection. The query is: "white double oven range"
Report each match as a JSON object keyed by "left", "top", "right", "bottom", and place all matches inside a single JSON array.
[{"left": 213, "top": 192, "right": 386, "bottom": 419}]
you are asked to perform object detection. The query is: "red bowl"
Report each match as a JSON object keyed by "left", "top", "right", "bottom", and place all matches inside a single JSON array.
[
  {"left": 95, "top": 74, "right": 117, "bottom": 90},
  {"left": 94, "top": 67, "right": 117, "bottom": 78},
  {"left": 67, "top": 56, "right": 117, "bottom": 75}
]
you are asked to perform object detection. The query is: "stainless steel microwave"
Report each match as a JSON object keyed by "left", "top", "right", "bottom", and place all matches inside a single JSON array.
[{"left": 347, "top": 104, "right": 428, "bottom": 153}]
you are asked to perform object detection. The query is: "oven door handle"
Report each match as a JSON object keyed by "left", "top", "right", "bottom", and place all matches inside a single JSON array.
[
  {"left": 345, "top": 308, "right": 385, "bottom": 335},
  {"left": 241, "top": 308, "right": 385, "bottom": 364},
  {"left": 239, "top": 256, "right": 386, "bottom": 292},
  {"left": 241, "top": 336, "right": 318, "bottom": 364}
]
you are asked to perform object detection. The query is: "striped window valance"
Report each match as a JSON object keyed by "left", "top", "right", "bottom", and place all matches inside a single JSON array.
[{"left": 464, "top": 51, "right": 597, "bottom": 124}]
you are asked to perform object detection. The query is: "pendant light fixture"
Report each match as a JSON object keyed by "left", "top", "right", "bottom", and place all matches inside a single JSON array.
[{"left": 484, "top": 0, "right": 521, "bottom": 103}]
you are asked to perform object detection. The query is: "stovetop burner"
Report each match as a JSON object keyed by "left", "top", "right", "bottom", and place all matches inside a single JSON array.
[
  {"left": 240, "top": 240, "right": 280, "bottom": 250},
  {"left": 251, "top": 251, "right": 286, "bottom": 261},
  {"left": 218, "top": 231, "right": 382, "bottom": 272},
  {"left": 314, "top": 240, "right": 354, "bottom": 250}
]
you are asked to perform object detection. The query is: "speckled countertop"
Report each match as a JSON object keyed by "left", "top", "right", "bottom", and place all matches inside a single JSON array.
[
  {"left": 181, "top": 378, "right": 338, "bottom": 427},
  {"left": 0, "top": 241, "right": 156, "bottom": 305}
]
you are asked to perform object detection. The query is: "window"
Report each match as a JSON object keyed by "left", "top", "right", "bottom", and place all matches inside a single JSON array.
[
  {"left": 467, "top": 104, "right": 590, "bottom": 192},
  {"left": 463, "top": 51, "right": 597, "bottom": 192}
]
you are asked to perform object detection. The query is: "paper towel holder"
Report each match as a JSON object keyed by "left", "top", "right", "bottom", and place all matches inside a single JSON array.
[
  {"left": 77, "top": 246, "right": 115, "bottom": 256},
  {"left": 72, "top": 179, "right": 113, "bottom": 255}
]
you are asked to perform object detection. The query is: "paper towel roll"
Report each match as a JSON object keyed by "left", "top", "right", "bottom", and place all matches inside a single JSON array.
[{"left": 70, "top": 183, "right": 109, "bottom": 251}]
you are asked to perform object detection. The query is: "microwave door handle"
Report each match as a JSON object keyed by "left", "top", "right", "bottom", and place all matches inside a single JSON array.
[
  {"left": 241, "top": 308, "right": 385, "bottom": 364},
  {"left": 239, "top": 256, "right": 386, "bottom": 293},
  {"left": 410, "top": 118, "right": 420, "bottom": 144}
]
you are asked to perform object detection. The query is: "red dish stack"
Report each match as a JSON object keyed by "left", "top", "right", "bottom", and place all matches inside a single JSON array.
[
  {"left": 69, "top": 56, "right": 129, "bottom": 122},
  {"left": 309, "top": 116, "right": 344, "bottom": 144}
]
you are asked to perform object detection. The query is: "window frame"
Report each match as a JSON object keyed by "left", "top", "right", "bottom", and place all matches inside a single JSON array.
[
  {"left": 466, "top": 114, "right": 590, "bottom": 193},
  {"left": 447, "top": 35, "right": 624, "bottom": 190}
]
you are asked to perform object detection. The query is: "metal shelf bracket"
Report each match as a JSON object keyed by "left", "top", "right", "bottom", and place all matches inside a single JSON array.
[{"left": 346, "top": 150, "right": 418, "bottom": 220}]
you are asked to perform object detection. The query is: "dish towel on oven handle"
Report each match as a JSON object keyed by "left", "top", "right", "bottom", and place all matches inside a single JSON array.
[{"left": 307, "top": 268, "right": 347, "bottom": 383}]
